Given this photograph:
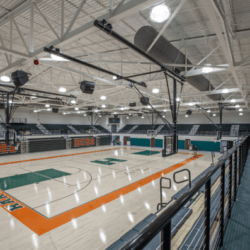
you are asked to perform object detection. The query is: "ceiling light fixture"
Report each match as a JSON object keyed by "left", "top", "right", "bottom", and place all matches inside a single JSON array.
[
  {"left": 222, "top": 88, "right": 229, "bottom": 93},
  {"left": 230, "top": 99, "right": 236, "bottom": 103},
  {"left": 150, "top": 4, "right": 171, "bottom": 23},
  {"left": 202, "top": 64, "right": 213, "bottom": 73},
  {"left": 34, "top": 110, "right": 38, "bottom": 113},
  {"left": 100, "top": 95, "right": 106, "bottom": 100},
  {"left": 101, "top": 104, "right": 106, "bottom": 108},
  {"left": 75, "top": 107, "right": 79, "bottom": 110},
  {"left": 185, "top": 115, "right": 188, "bottom": 117},
  {"left": 239, "top": 113, "right": 243, "bottom": 116},
  {"left": 51, "top": 53, "right": 69, "bottom": 61},
  {"left": 0, "top": 75, "right": 10, "bottom": 82},
  {"left": 176, "top": 97, "right": 181, "bottom": 102},
  {"left": 213, "top": 114, "right": 216, "bottom": 116},
  {"left": 45, "top": 104, "right": 50, "bottom": 108},
  {"left": 235, "top": 104, "right": 240, "bottom": 108},
  {"left": 59, "top": 87, "right": 66, "bottom": 93},
  {"left": 71, "top": 100, "right": 76, "bottom": 104},
  {"left": 239, "top": 108, "right": 243, "bottom": 111},
  {"left": 207, "top": 110, "right": 211, "bottom": 113},
  {"left": 152, "top": 88, "right": 159, "bottom": 94}
]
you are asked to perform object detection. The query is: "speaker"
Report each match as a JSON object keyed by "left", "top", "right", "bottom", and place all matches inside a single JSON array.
[
  {"left": 129, "top": 102, "right": 136, "bottom": 107},
  {"left": 52, "top": 108, "right": 58, "bottom": 113},
  {"left": 80, "top": 81, "right": 95, "bottom": 94},
  {"left": 140, "top": 97, "right": 149, "bottom": 105},
  {"left": 11, "top": 70, "right": 29, "bottom": 88},
  {"left": 186, "top": 110, "right": 192, "bottom": 115}
]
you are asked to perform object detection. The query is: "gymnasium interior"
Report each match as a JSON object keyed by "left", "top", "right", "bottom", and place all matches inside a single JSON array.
[{"left": 0, "top": 0, "right": 249, "bottom": 250}]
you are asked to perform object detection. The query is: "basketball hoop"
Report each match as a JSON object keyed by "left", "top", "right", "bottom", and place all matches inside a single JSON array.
[
  {"left": 87, "top": 129, "right": 97, "bottom": 135},
  {"left": 147, "top": 130, "right": 157, "bottom": 138}
]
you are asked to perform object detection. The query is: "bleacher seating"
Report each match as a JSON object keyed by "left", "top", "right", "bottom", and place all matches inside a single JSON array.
[
  {"left": 196, "top": 124, "right": 217, "bottom": 136},
  {"left": 42, "top": 124, "right": 72, "bottom": 134},
  {"left": 177, "top": 124, "right": 193, "bottom": 135},
  {"left": 131, "top": 124, "right": 159, "bottom": 134},
  {"left": 93, "top": 125, "right": 109, "bottom": 133},
  {"left": 239, "top": 124, "right": 250, "bottom": 136},
  {"left": 119, "top": 124, "right": 135, "bottom": 133},
  {"left": 10, "top": 123, "right": 42, "bottom": 135}
]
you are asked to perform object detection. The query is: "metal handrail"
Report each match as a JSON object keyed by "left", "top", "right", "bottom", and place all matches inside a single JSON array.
[
  {"left": 157, "top": 177, "right": 171, "bottom": 210},
  {"left": 173, "top": 169, "right": 192, "bottom": 189},
  {"left": 120, "top": 135, "right": 249, "bottom": 250}
]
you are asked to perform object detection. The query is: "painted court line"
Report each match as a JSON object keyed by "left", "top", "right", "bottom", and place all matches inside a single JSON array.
[
  {"left": 0, "top": 153, "right": 203, "bottom": 235},
  {"left": 0, "top": 147, "right": 121, "bottom": 166}
]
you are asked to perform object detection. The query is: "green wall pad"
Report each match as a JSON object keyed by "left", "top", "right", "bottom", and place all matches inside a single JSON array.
[
  {"left": 91, "top": 160, "right": 115, "bottom": 165},
  {"left": 133, "top": 150, "right": 160, "bottom": 156},
  {"left": 0, "top": 168, "right": 71, "bottom": 190},
  {"left": 130, "top": 138, "right": 151, "bottom": 147},
  {"left": 155, "top": 139, "right": 163, "bottom": 148},
  {"left": 105, "top": 158, "right": 127, "bottom": 162},
  {"left": 191, "top": 140, "right": 220, "bottom": 152}
]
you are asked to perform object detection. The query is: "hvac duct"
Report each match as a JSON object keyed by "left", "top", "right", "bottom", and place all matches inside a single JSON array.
[{"left": 134, "top": 26, "right": 222, "bottom": 101}]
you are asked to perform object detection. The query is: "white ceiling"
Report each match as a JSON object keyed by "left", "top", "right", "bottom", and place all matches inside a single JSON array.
[{"left": 0, "top": 0, "right": 249, "bottom": 118}]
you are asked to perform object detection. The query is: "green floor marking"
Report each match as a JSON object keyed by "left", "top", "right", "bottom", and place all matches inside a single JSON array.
[
  {"left": 0, "top": 169, "right": 71, "bottom": 191},
  {"left": 90, "top": 160, "right": 115, "bottom": 165},
  {"left": 105, "top": 158, "right": 127, "bottom": 162},
  {"left": 133, "top": 150, "right": 160, "bottom": 156}
]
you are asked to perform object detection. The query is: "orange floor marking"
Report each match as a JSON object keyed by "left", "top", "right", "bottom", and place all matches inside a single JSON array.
[
  {"left": 0, "top": 147, "right": 121, "bottom": 166},
  {"left": 0, "top": 153, "right": 203, "bottom": 235}
]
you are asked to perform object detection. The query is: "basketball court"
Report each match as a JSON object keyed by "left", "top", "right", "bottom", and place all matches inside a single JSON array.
[{"left": 0, "top": 145, "right": 220, "bottom": 249}]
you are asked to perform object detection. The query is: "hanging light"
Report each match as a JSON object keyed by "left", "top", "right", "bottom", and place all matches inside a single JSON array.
[
  {"left": 230, "top": 99, "right": 236, "bottom": 103},
  {"left": 222, "top": 88, "right": 229, "bottom": 93},
  {"left": 239, "top": 113, "right": 243, "bottom": 116},
  {"left": 202, "top": 64, "right": 213, "bottom": 73},
  {"left": 59, "top": 87, "right": 66, "bottom": 92},
  {"left": 213, "top": 114, "right": 216, "bottom": 116},
  {"left": 63, "top": 112, "right": 66, "bottom": 115},
  {"left": 176, "top": 97, "right": 181, "bottom": 102},
  {"left": 1, "top": 75, "right": 11, "bottom": 82},
  {"left": 100, "top": 95, "right": 106, "bottom": 100},
  {"left": 185, "top": 115, "right": 188, "bottom": 117},
  {"left": 239, "top": 108, "right": 243, "bottom": 111},
  {"left": 150, "top": 4, "right": 171, "bottom": 23},
  {"left": 207, "top": 110, "right": 211, "bottom": 113},
  {"left": 152, "top": 88, "right": 159, "bottom": 94},
  {"left": 71, "top": 100, "right": 76, "bottom": 104},
  {"left": 75, "top": 107, "right": 79, "bottom": 110},
  {"left": 33, "top": 110, "right": 38, "bottom": 113},
  {"left": 45, "top": 104, "right": 50, "bottom": 108},
  {"left": 102, "top": 104, "right": 106, "bottom": 108},
  {"left": 235, "top": 104, "right": 240, "bottom": 108}
]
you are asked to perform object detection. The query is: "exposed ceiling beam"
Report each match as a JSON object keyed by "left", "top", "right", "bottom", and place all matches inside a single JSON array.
[{"left": 202, "top": 0, "right": 248, "bottom": 109}]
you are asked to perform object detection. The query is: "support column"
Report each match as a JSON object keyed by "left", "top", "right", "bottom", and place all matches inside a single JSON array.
[{"left": 173, "top": 79, "right": 177, "bottom": 153}]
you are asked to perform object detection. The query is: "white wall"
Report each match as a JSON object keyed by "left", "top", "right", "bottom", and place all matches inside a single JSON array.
[
  {"left": 0, "top": 109, "right": 91, "bottom": 125},
  {"left": 117, "top": 112, "right": 250, "bottom": 126},
  {"left": 2, "top": 108, "right": 249, "bottom": 130}
]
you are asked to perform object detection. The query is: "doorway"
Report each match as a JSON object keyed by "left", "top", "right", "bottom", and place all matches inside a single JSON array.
[
  {"left": 185, "top": 139, "right": 190, "bottom": 150},
  {"left": 151, "top": 137, "right": 155, "bottom": 147}
]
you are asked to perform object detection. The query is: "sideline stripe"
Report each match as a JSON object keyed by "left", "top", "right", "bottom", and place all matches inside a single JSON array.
[
  {"left": 0, "top": 148, "right": 121, "bottom": 166},
  {"left": 0, "top": 154, "right": 202, "bottom": 235}
]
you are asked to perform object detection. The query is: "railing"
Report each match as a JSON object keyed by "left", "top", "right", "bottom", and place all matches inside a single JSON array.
[{"left": 120, "top": 135, "right": 249, "bottom": 250}]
